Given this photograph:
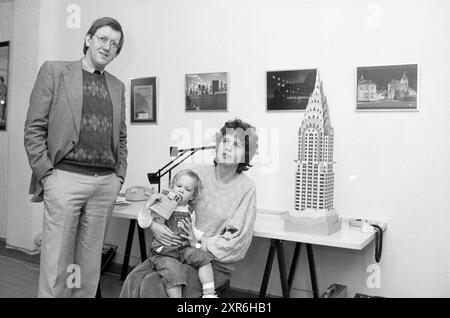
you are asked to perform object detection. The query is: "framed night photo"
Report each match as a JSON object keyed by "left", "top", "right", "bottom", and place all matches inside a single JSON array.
[
  {"left": 185, "top": 72, "right": 228, "bottom": 112},
  {"left": 130, "top": 77, "right": 157, "bottom": 123},
  {"left": 266, "top": 69, "right": 317, "bottom": 111},
  {"left": 0, "top": 41, "right": 10, "bottom": 130},
  {"left": 356, "top": 64, "right": 418, "bottom": 111}
]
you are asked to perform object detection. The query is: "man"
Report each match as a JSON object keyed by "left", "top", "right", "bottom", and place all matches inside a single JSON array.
[{"left": 24, "top": 17, "right": 127, "bottom": 297}]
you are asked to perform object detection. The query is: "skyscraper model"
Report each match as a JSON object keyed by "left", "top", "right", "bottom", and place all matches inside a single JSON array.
[{"left": 285, "top": 70, "right": 340, "bottom": 235}]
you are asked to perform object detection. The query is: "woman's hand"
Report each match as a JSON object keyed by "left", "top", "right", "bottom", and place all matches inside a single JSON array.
[
  {"left": 179, "top": 218, "right": 197, "bottom": 248},
  {"left": 150, "top": 222, "right": 182, "bottom": 246}
]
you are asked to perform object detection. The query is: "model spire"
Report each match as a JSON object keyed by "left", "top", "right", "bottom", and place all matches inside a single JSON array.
[{"left": 294, "top": 70, "right": 335, "bottom": 213}]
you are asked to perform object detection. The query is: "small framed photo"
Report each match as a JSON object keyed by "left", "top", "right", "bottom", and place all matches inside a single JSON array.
[
  {"left": 267, "top": 69, "right": 317, "bottom": 111},
  {"left": 356, "top": 64, "right": 418, "bottom": 111},
  {"left": 0, "top": 41, "right": 10, "bottom": 131},
  {"left": 130, "top": 77, "right": 157, "bottom": 123},
  {"left": 185, "top": 72, "right": 228, "bottom": 112}
]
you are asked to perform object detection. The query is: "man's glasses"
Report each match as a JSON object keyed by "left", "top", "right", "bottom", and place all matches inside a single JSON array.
[{"left": 93, "top": 34, "right": 120, "bottom": 51}]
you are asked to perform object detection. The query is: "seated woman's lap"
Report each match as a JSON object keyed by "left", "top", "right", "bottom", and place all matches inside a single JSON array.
[
  {"left": 151, "top": 254, "right": 186, "bottom": 289},
  {"left": 120, "top": 255, "right": 231, "bottom": 298}
]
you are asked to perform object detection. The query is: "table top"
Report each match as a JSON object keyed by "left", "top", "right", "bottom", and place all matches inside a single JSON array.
[
  {"left": 112, "top": 202, "right": 387, "bottom": 251},
  {"left": 255, "top": 209, "right": 387, "bottom": 250},
  {"left": 112, "top": 200, "right": 142, "bottom": 220}
]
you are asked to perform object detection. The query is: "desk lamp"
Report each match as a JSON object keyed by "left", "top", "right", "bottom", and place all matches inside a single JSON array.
[{"left": 147, "top": 145, "right": 215, "bottom": 193}]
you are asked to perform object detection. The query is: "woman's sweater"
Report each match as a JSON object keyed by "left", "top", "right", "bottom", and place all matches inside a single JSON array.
[{"left": 191, "top": 165, "right": 257, "bottom": 271}]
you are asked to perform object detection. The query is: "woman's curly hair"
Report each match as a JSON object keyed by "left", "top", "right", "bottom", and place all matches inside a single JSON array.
[{"left": 214, "top": 118, "right": 258, "bottom": 173}]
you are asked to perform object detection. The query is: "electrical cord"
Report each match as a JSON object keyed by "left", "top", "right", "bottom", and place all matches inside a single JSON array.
[{"left": 370, "top": 224, "right": 383, "bottom": 263}]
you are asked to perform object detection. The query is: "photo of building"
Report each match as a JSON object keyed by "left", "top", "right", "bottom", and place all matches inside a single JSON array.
[
  {"left": 185, "top": 72, "right": 227, "bottom": 111},
  {"left": 356, "top": 64, "right": 418, "bottom": 110},
  {"left": 267, "top": 69, "right": 316, "bottom": 111}
]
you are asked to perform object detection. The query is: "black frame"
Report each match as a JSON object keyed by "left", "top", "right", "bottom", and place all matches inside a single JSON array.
[
  {"left": 266, "top": 69, "right": 317, "bottom": 111},
  {"left": 130, "top": 77, "right": 157, "bottom": 123},
  {"left": 185, "top": 72, "right": 228, "bottom": 112},
  {"left": 0, "top": 41, "right": 10, "bottom": 131}
]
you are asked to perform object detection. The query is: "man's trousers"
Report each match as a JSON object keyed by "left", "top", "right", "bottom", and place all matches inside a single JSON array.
[{"left": 38, "top": 169, "right": 121, "bottom": 297}]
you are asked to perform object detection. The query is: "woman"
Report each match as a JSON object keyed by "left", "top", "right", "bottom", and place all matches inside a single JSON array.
[{"left": 120, "top": 118, "right": 258, "bottom": 298}]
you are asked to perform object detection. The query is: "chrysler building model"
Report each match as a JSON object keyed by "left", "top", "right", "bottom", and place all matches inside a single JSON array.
[{"left": 294, "top": 71, "right": 335, "bottom": 214}]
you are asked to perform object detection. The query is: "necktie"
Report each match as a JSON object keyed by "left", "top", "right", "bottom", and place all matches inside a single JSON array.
[{"left": 94, "top": 70, "right": 101, "bottom": 75}]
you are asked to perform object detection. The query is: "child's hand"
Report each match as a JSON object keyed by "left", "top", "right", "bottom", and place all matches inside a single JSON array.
[
  {"left": 143, "top": 193, "right": 161, "bottom": 210},
  {"left": 178, "top": 218, "right": 197, "bottom": 248},
  {"left": 138, "top": 194, "right": 160, "bottom": 229},
  {"left": 150, "top": 222, "right": 183, "bottom": 246}
]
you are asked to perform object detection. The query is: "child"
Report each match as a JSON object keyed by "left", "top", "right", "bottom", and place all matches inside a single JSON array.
[{"left": 138, "top": 169, "right": 218, "bottom": 298}]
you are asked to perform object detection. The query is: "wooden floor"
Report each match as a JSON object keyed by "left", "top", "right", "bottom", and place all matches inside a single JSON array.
[
  {"left": 0, "top": 239, "right": 124, "bottom": 298},
  {"left": 0, "top": 239, "right": 256, "bottom": 298},
  {"left": 0, "top": 255, "right": 39, "bottom": 297},
  {"left": 0, "top": 254, "right": 125, "bottom": 298}
]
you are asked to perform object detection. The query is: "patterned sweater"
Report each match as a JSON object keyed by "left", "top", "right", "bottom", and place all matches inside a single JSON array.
[
  {"left": 58, "top": 69, "right": 115, "bottom": 174},
  {"left": 190, "top": 165, "right": 257, "bottom": 271}
]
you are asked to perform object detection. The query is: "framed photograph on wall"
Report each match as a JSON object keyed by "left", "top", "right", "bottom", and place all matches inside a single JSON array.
[
  {"left": 0, "top": 41, "right": 10, "bottom": 130},
  {"left": 356, "top": 64, "right": 418, "bottom": 111},
  {"left": 130, "top": 77, "right": 157, "bottom": 123},
  {"left": 185, "top": 72, "right": 228, "bottom": 112},
  {"left": 266, "top": 69, "right": 317, "bottom": 111}
]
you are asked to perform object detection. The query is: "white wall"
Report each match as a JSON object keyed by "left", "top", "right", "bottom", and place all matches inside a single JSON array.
[
  {"left": 0, "top": 0, "right": 14, "bottom": 239},
  {"left": 5, "top": 0, "right": 450, "bottom": 297},
  {"left": 5, "top": 0, "right": 43, "bottom": 251}
]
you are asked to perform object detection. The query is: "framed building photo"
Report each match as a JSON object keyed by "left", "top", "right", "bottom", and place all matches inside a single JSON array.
[
  {"left": 0, "top": 41, "right": 10, "bottom": 130},
  {"left": 130, "top": 77, "right": 157, "bottom": 123},
  {"left": 356, "top": 64, "right": 418, "bottom": 111},
  {"left": 185, "top": 72, "right": 228, "bottom": 112},
  {"left": 267, "top": 69, "right": 317, "bottom": 111}
]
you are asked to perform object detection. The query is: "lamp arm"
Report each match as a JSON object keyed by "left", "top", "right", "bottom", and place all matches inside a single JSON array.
[
  {"left": 159, "top": 150, "right": 197, "bottom": 178},
  {"left": 148, "top": 145, "right": 214, "bottom": 192},
  {"left": 157, "top": 155, "right": 184, "bottom": 174},
  {"left": 177, "top": 145, "right": 215, "bottom": 154}
]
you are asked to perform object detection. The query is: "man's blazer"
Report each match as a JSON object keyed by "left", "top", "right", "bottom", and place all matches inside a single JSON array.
[{"left": 24, "top": 59, "right": 127, "bottom": 202}]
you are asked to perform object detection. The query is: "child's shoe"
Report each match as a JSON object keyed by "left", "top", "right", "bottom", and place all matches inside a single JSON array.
[
  {"left": 202, "top": 293, "right": 218, "bottom": 298},
  {"left": 137, "top": 205, "right": 152, "bottom": 228}
]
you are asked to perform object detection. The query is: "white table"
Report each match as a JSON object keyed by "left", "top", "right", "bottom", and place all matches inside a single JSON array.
[
  {"left": 112, "top": 200, "right": 148, "bottom": 280},
  {"left": 113, "top": 202, "right": 387, "bottom": 296},
  {"left": 255, "top": 209, "right": 386, "bottom": 249},
  {"left": 254, "top": 209, "right": 387, "bottom": 297}
]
